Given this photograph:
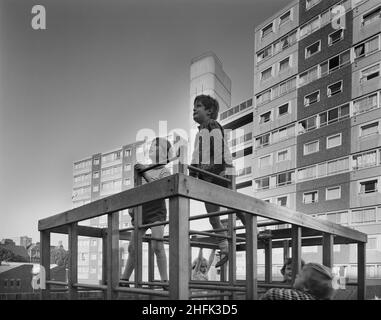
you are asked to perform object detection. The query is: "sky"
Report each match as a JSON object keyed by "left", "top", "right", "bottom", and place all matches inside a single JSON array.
[{"left": 0, "top": 0, "right": 291, "bottom": 244}]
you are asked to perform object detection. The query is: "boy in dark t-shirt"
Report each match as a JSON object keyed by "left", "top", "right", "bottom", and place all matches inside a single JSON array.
[{"left": 191, "top": 95, "right": 243, "bottom": 268}]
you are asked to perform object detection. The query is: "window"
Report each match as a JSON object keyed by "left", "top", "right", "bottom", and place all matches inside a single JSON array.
[
  {"left": 326, "top": 186, "right": 341, "bottom": 200},
  {"left": 259, "top": 111, "right": 271, "bottom": 124},
  {"left": 279, "top": 10, "right": 291, "bottom": 25},
  {"left": 360, "top": 121, "right": 379, "bottom": 137},
  {"left": 124, "top": 164, "right": 131, "bottom": 171},
  {"left": 304, "top": 140, "right": 319, "bottom": 155},
  {"left": 305, "top": 41, "right": 321, "bottom": 58},
  {"left": 359, "top": 180, "right": 378, "bottom": 194},
  {"left": 306, "top": 0, "right": 321, "bottom": 10},
  {"left": 327, "top": 133, "right": 342, "bottom": 149},
  {"left": 362, "top": 7, "right": 381, "bottom": 27},
  {"left": 255, "top": 133, "right": 270, "bottom": 148},
  {"left": 329, "top": 29, "right": 344, "bottom": 46},
  {"left": 257, "top": 46, "right": 272, "bottom": 63},
  {"left": 93, "top": 158, "right": 100, "bottom": 165},
  {"left": 93, "top": 185, "right": 99, "bottom": 192},
  {"left": 277, "top": 196, "right": 288, "bottom": 207},
  {"left": 279, "top": 57, "right": 291, "bottom": 72},
  {"left": 353, "top": 150, "right": 377, "bottom": 170},
  {"left": 255, "top": 177, "right": 270, "bottom": 190},
  {"left": 327, "top": 158, "right": 349, "bottom": 175},
  {"left": 353, "top": 93, "right": 378, "bottom": 115},
  {"left": 354, "top": 36, "right": 380, "bottom": 59},
  {"left": 277, "top": 149, "right": 289, "bottom": 162},
  {"left": 304, "top": 91, "right": 320, "bottom": 106},
  {"left": 256, "top": 90, "right": 271, "bottom": 105},
  {"left": 93, "top": 171, "right": 99, "bottom": 179},
  {"left": 278, "top": 103, "right": 289, "bottom": 117},
  {"left": 277, "top": 171, "right": 293, "bottom": 186},
  {"left": 298, "top": 165, "right": 317, "bottom": 181},
  {"left": 298, "top": 116, "right": 317, "bottom": 133},
  {"left": 360, "top": 64, "right": 380, "bottom": 83},
  {"left": 303, "top": 191, "right": 318, "bottom": 204},
  {"left": 124, "top": 149, "right": 131, "bottom": 157},
  {"left": 259, "top": 155, "right": 272, "bottom": 168},
  {"left": 352, "top": 208, "right": 377, "bottom": 224},
  {"left": 262, "top": 23, "right": 273, "bottom": 38},
  {"left": 10, "top": 279, "right": 14, "bottom": 288},
  {"left": 124, "top": 178, "right": 131, "bottom": 186},
  {"left": 3, "top": 279, "right": 8, "bottom": 288},
  {"left": 327, "top": 81, "right": 343, "bottom": 97},
  {"left": 261, "top": 67, "right": 273, "bottom": 81}
]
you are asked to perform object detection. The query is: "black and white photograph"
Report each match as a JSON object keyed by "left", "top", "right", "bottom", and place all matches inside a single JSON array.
[{"left": 0, "top": 0, "right": 380, "bottom": 306}]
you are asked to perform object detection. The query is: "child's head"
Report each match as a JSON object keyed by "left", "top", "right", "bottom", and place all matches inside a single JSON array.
[
  {"left": 193, "top": 95, "right": 219, "bottom": 124},
  {"left": 149, "top": 137, "right": 173, "bottom": 164},
  {"left": 280, "top": 258, "right": 305, "bottom": 283},
  {"left": 293, "top": 263, "right": 335, "bottom": 300},
  {"left": 192, "top": 257, "right": 208, "bottom": 274}
]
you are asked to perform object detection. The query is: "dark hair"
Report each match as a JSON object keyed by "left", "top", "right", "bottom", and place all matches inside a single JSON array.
[
  {"left": 280, "top": 258, "right": 305, "bottom": 275},
  {"left": 302, "top": 263, "right": 334, "bottom": 300},
  {"left": 151, "top": 137, "right": 173, "bottom": 164},
  {"left": 194, "top": 95, "right": 219, "bottom": 120}
]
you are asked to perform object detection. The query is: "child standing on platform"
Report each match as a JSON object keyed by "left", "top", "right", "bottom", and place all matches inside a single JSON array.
[
  {"left": 191, "top": 94, "right": 237, "bottom": 268},
  {"left": 120, "top": 137, "right": 172, "bottom": 286}
]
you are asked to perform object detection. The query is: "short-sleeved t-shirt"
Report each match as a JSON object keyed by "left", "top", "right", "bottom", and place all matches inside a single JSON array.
[{"left": 130, "top": 165, "right": 171, "bottom": 225}]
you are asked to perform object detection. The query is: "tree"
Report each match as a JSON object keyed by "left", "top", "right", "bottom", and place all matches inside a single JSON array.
[
  {"left": 0, "top": 247, "right": 14, "bottom": 265},
  {"left": 50, "top": 246, "right": 69, "bottom": 268}
]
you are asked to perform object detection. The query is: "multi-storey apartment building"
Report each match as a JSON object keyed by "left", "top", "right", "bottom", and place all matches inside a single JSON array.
[{"left": 253, "top": 0, "right": 381, "bottom": 279}]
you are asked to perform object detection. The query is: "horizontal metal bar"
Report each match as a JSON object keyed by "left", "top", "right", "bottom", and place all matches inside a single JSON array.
[
  {"left": 189, "top": 284, "right": 246, "bottom": 292},
  {"left": 190, "top": 292, "right": 233, "bottom": 298},
  {"left": 119, "top": 227, "right": 135, "bottom": 232},
  {"left": 189, "top": 230, "right": 231, "bottom": 240},
  {"left": 115, "top": 286, "right": 169, "bottom": 297},
  {"left": 140, "top": 220, "right": 169, "bottom": 229},
  {"left": 45, "top": 281, "right": 68, "bottom": 286},
  {"left": 73, "top": 283, "right": 107, "bottom": 290},
  {"left": 187, "top": 165, "right": 231, "bottom": 183},
  {"left": 189, "top": 209, "right": 235, "bottom": 221}
]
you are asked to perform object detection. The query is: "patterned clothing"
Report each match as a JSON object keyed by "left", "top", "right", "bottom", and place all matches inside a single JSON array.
[
  {"left": 261, "top": 288, "right": 317, "bottom": 300},
  {"left": 130, "top": 165, "right": 171, "bottom": 226},
  {"left": 191, "top": 119, "right": 233, "bottom": 187}
]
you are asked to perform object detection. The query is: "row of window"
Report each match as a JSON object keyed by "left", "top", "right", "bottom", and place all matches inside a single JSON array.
[
  {"left": 313, "top": 206, "right": 381, "bottom": 226},
  {"left": 255, "top": 91, "right": 381, "bottom": 148},
  {"left": 258, "top": 0, "right": 374, "bottom": 60},
  {"left": 302, "top": 186, "right": 343, "bottom": 204},
  {"left": 2, "top": 279, "right": 21, "bottom": 288},
  {"left": 303, "top": 120, "right": 380, "bottom": 156},
  {"left": 74, "top": 147, "right": 139, "bottom": 171},
  {"left": 220, "top": 98, "right": 253, "bottom": 121},
  {"left": 229, "top": 132, "right": 253, "bottom": 148},
  {"left": 298, "top": 148, "right": 381, "bottom": 181},
  {"left": 256, "top": 33, "right": 381, "bottom": 105},
  {"left": 255, "top": 153, "right": 381, "bottom": 191}
]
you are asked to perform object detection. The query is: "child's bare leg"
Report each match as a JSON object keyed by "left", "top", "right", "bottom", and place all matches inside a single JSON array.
[
  {"left": 121, "top": 228, "right": 146, "bottom": 281},
  {"left": 205, "top": 202, "right": 228, "bottom": 262},
  {"left": 151, "top": 225, "right": 168, "bottom": 281},
  {"left": 151, "top": 226, "right": 168, "bottom": 281}
]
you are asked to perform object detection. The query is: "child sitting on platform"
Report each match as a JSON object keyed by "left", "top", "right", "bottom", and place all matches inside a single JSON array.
[
  {"left": 261, "top": 263, "right": 335, "bottom": 300},
  {"left": 120, "top": 137, "right": 172, "bottom": 286}
]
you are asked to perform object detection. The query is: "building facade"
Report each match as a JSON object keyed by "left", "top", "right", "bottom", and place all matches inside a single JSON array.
[
  {"left": 73, "top": 141, "right": 149, "bottom": 283},
  {"left": 253, "top": 0, "right": 381, "bottom": 279}
]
